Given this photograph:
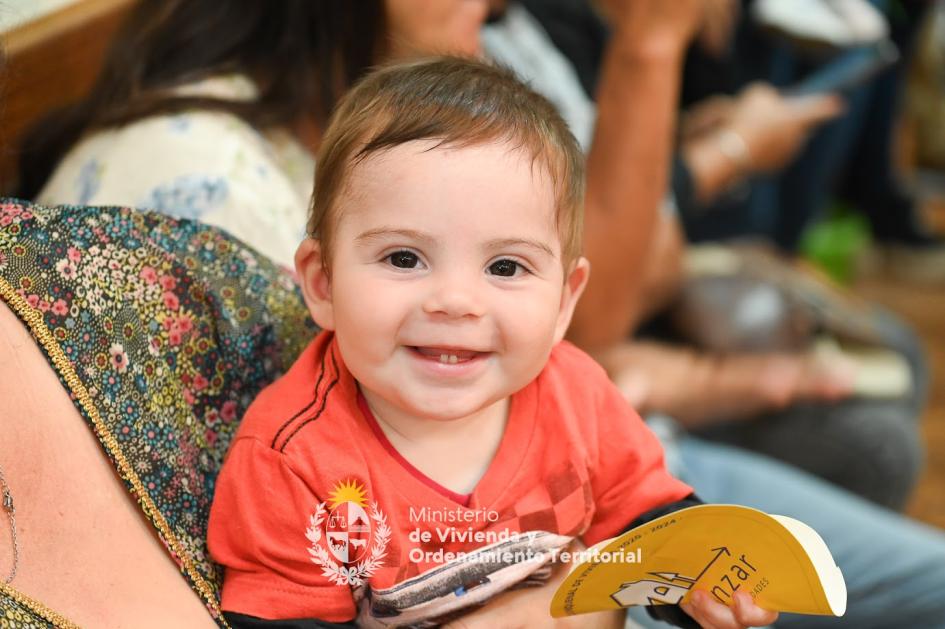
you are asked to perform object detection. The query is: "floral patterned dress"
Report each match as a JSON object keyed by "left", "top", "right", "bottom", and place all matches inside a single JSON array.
[{"left": 0, "top": 200, "right": 316, "bottom": 627}]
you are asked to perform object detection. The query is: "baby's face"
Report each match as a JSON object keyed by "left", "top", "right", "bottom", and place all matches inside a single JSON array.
[{"left": 309, "top": 140, "right": 585, "bottom": 423}]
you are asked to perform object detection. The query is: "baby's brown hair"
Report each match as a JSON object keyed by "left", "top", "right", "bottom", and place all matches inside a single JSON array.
[{"left": 308, "top": 56, "right": 585, "bottom": 271}]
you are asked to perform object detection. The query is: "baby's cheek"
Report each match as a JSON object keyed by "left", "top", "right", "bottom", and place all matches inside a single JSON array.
[
  {"left": 336, "top": 282, "right": 401, "bottom": 332},
  {"left": 332, "top": 300, "right": 398, "bottom": 370},
  {"left": 504, "top": 297, "right": 561, "bottom": 344},
  {"left": 499, "top": 306, "right": 560, "bottom": 378}
]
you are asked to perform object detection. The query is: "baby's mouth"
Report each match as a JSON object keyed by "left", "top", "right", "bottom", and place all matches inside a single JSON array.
[{"left": 410, "top": 346, "right": 485, "bottom": 365}]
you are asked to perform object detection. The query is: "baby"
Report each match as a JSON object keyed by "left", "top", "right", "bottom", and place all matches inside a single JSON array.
[{"left": 208, "top": 57, "right": 777, "bottom": 629}]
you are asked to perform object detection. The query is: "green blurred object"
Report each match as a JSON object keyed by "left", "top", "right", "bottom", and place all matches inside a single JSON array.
[{"left": 799, "top": 206, "right": 872, "bottom": 284}]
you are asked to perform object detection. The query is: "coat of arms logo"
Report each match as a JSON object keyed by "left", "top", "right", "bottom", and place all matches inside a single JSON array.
[{"left": 306, "top": 479, "right": 391, "bottom": 586}]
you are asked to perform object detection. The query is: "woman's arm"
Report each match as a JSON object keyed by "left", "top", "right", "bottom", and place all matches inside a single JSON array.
[{"left": 569, "top": 0, "right": 704, "bottom": 352}]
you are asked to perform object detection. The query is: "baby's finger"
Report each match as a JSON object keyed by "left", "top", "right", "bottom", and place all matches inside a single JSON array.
[
  {"left": 683, "top": 590, "right": 738, "bottom": 629},
  {"left": 733, "top": 591, "right": 779, "bottom": 626}
]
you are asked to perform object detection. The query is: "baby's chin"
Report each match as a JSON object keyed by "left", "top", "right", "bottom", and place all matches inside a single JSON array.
[{"left": 392, "top": 390, "right": 510, "bottom": 424}]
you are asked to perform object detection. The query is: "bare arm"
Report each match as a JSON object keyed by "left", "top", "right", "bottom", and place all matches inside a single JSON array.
[{"left": 568, "top": 1, "right": 703, "bottom": 352}]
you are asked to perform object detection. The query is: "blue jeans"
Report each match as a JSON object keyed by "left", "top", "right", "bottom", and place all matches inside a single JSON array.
[{"left": 631, "top": 433, "right": 945, "bottom": 628}]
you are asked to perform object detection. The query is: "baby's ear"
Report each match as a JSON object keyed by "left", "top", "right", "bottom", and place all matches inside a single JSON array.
[
  {"left": 553, "top": 256, "right": 590, "bottom": 344},
  {"left": 295, "top": 238, "right": 335, "bottom": 330}
]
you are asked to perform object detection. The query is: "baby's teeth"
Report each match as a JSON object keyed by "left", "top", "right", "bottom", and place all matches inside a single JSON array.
[
  {"left": 440, "top": 354, "right": 448, "bottom": 363},
  {"left": 449, "top": 355, "right": 458, "bottom": 364},
  {"left": 438, "top": 354, "right": 459, "bottom": 364}
]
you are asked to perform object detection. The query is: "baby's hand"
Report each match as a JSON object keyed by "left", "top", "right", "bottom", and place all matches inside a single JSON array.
[{"left": 681, "top": 590, "right": 778, "bottom": 629}]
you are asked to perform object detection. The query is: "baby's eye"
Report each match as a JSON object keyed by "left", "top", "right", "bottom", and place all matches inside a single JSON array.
[
  {"left": 387, "top": 250, "right": 420, "bottom": 269},
  {"left": 488, "top": 259, "right": 523, "bottom": 277}
]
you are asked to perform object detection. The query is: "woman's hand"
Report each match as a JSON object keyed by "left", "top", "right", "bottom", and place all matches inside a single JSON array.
[
  {"left": 682, "top": 590, "right": 779, "bottom": 629},
  {"left": 727, "top": 83, "right": 844, "bottom": 174},
  {"left": 682, "top": 83, "right": 844, "bottom": 204},
  {"left": 681, "top": 95, "right": 737, "bottom": 141},
  {"left": 598, "top": 340, "right": 856, "bottom": 427}
]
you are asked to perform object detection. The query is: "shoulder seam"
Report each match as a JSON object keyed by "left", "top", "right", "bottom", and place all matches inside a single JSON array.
[
  {"left": 270, "top": 342, "right": 329, "bottom": 449},
  {"left": 277, "top": 344, "right": 341, "bottom": 452}
]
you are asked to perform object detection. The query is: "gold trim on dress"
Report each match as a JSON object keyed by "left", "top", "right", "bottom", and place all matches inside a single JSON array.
[
  {"left": 0, "top": 581, "right": 81, "bottom": 628},
  {"left": 0, "top": 276, "right": 230, "bottom": 628}
]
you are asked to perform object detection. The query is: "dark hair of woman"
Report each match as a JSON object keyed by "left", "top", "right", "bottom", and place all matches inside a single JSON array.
[{"left": 17, "top": 0, "right": 385, "bottom": 198}]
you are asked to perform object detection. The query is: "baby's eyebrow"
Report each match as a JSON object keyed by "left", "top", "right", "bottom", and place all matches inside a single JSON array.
[
  {"left": 354, "top": 227, "right": 435, "bottom": 245},
  {"left": 486, "top": 238, "right": 555, "bottom": 258},
  {"left": 354, "top": 230, "right": 555, "bottom": 258}
]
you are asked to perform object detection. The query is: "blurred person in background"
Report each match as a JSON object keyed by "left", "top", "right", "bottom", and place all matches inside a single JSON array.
[
  {"left": 488, "top": 0, "right": 927, "bottom": 512},
  {"left": 674, "top": 0, "right": 945, "bottom": 280},
  {"left": 17, "top": 0, "right": 487, "bottom": 269}
]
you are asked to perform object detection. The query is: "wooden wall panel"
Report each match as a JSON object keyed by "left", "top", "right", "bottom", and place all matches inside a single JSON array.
[{"left": 0, "top": 0, "right": 134, "bottom": 194}]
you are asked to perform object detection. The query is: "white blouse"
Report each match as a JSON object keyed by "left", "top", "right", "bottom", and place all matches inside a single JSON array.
[{"left": 38, "top": 75, "right": 316, "bottom": 269}]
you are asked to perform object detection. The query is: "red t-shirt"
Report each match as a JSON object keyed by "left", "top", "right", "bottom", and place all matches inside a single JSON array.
[{"left": 207, "top": 332, "right": 691, "bottom": 624}]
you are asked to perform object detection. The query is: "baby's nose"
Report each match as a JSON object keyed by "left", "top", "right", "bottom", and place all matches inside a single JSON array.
[{"left": 421, "top": 278, "right": 486, "bottom": 319}]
